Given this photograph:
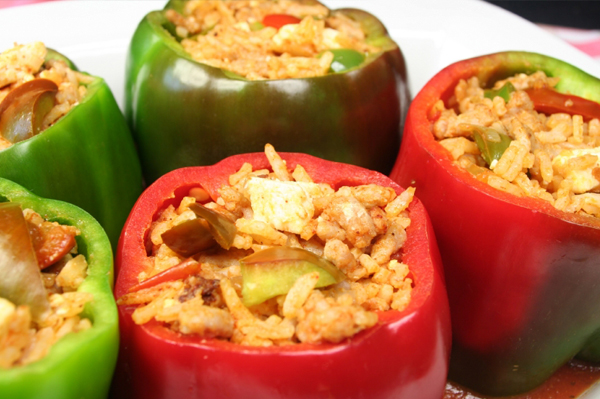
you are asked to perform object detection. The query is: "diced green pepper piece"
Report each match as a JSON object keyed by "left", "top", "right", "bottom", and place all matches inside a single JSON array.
[
  {"left": 249, "top": 21, "right": 264, "bottom": 31},
  {"left": 327, "top": 49, "right": 365, "bottom": 73},
  {"left": 484, "top": 82, "right": 516, "bottom": 102},
  {"left": 463, "top": 124, "right": 512, "bottom": 167},
  {"left": 240, "top": 247, "right": 345, "bottom": 307}
]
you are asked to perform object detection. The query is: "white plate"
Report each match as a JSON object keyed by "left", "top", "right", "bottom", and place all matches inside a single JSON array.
[{"left": 1, "top": 0, "right": 600, "bottom": 397}]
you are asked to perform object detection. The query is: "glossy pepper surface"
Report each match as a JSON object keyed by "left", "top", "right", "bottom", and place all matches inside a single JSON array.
[
  {"left": 389, "top": 51, "right": 600, "bottom": 396},
  {"left": 0, "top": 177, "right": 118, "bottom": 399},
  {"left": 125, "top": 0, "right": 409, "bottom": 184},
  {"left": 0, "top": 50, "right": 143, "bottom": 249},
  {"left": 112, "top": 152, "right": 451, "bottom": 399}
]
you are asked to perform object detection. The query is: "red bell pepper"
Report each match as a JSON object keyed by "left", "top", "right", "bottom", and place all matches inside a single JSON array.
[
  {"left": 389, "top": 51, "right": 600, "bottom": 396},
  {"left": 525, "top": 87, "right": 600, "bottom": 121},
  {"left": 112, "top": 152, "right": 450, "bottom": 399},
  {"left": 127, "top": 258, "right": 200, "bottom": 293}
]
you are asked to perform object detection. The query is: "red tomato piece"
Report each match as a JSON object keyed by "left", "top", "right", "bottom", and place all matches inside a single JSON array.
[
  {"left": 127, "top": 258, "right": 200, "bottom": 293},
  {"left": 25, "top": 211, "right": 77, "bottom": 269},
  {"left": 262, "top": 14, "right": 301, "bottom": 30}
]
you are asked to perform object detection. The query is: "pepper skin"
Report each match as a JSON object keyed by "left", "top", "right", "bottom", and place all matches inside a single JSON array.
[
  {"left": 0, "top": 50, "right": 143, "bottom": 249},
  {"left": 389, "top": 51, "right": 600, "bottom": 396},
  {"left": 125, "top": 0, "right": 409, "bottom": 184},
  {"left": 0, "top": 178, "right": 118, "bottom": 399},
  {"left": 112, "top": 152, "right": 451, "bottom": 399}
]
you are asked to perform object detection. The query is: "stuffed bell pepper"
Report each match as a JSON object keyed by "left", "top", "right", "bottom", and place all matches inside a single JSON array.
[
  {"left": 390, "top": 51, "right": 600, "bottom": 396},
  {"left": 112, "top": 144, "right": 450, "bottom": 399},
  {"left": 0, "top": 42, "right": 143, "bottom": 248},
  {"left": 0, "top": 178, "right": 117, "bottom": 399},
  {"left": 125, "top": 0, "right": 409, "bottom": 184}
]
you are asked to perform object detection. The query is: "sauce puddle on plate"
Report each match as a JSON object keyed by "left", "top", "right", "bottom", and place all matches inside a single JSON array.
[{"left": 445, "top": 360, "right": 600, "bottom": 399}]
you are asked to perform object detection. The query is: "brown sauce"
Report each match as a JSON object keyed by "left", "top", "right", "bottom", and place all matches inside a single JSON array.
[{"left": 445, "top": 360, "right": 600, "bottom": 399}]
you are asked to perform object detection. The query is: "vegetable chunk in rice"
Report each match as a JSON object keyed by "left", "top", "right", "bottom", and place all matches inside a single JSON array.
[{"left": 118, "top": 144, "right": 415, "bottom": 346}]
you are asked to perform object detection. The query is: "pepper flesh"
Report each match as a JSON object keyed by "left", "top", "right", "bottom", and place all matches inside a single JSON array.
[
  {"left": 525, "top": 87, "right": 600, "bottom": 121},
  {"left": 125, "top": 1, "right": 409, "bottom": 183},
  {"left": 390, "top": 51, "right": 600, "bottom": 396},
  {"left": 112, "top": 152, "right": 450, "bottom": 399},
  {"left": 0, "top": 49, "right": 143, "bottom": 249},
  {"left": 0, "top": 177, "right": 117, "bottom": 399}
]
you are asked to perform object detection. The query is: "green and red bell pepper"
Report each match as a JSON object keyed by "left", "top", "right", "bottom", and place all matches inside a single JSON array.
[
  {"left": 112, "top": 152, "right": 451, "bottom": 399},
  {"left": 125, "top": 0, "right": 409, "bottom": 184},
  {"left": 0, "top": 49, "right": 143, "bottom": 249},
  {"left": 0, "top": 177, "right": 118, "bottom": 399},
  {"left": 389, "top": 51, "right": 600, "bottom": 396}
]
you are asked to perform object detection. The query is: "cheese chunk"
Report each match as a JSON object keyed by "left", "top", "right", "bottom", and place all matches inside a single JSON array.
[
  {"left": 246, "top": 177, "right": 323, "bottom": 234},
  {"left": 0, "top": 298, "right": 16, "bottom": 334},
  {"left": 322, "top": 28, "right": 342, "bottom": 49},
  {"left": 552, "top": 147, "right": 600, "bottom": 194},
  {"left": 579, "top": 193, "right": 600, "bottom": 217},
  {"left": 272, "top": 24, "right": 298, "bottom": 47}
]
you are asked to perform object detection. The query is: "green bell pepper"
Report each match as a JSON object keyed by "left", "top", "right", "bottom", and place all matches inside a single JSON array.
[
  {"left": 0, "top": 48, "right": 143, "bottom": 249},
  {"left": 125, "top": 0, "right": 409, "bottom": 184},
  {"left": 0, "top": 177, "right": 118, "bottom": 399}
]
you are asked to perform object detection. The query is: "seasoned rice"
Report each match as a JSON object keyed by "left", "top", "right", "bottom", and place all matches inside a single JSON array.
[
  {"left": 0, "top": 209, "right": 91, "bottom": 368},
  {"left": 433, "top": 71, "right": 600, "bottom": 218},
  {"left": 165, "top": 0, "right": 382, "bottom": 80},
  {"left": 118, "top": 144, "right": 414, "bottom": 347},
  {"left": 0, "top": 42, "right": 93, "bottom": 150}
]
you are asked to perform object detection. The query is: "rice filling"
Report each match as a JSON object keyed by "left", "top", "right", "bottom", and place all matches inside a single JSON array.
[
  {"left": 164, "top": 0, "right": 382, "bottom": 80},
  {"left": 433, "top": 71, "right": 600, "bottom": 217}
]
